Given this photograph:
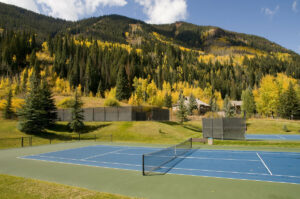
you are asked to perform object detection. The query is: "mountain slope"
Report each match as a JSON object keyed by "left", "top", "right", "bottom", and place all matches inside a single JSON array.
[
  {"left": 0, "top": 2, "right": 73, "bottom": 39},
  {"left": 0, "top": 2, "right": 297, "bottom": 56}
]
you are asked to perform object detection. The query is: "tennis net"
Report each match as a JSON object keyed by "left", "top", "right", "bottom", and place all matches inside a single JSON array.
[{"left": 142, "top": 138, "right": 192, "bottom": 175}]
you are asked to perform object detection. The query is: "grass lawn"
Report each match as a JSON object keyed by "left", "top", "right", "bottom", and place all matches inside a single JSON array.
[
  {"left": 0, "top": 118, "right": 299, "bottom": 149},
  {"left": 246, "top": 118, "right": 300, "bottom": 134},
  {"left": 0, "top": 174, "right": 136, "bottom": 199}
]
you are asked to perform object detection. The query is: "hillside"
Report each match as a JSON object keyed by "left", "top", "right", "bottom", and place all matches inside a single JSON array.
[
  {"left": 0, "top": 2, "right": 73, "bottom": 40},
  {"left": 0, "top": 2, "right": 297, "bottom": 56},
  {"left": 0, "top": 2, "right": 299, "bottom": 107}
]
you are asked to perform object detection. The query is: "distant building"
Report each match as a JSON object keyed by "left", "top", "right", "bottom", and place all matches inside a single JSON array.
[
  {"left": 230, "top": 101, "right": 243, "bottom": 114},
  {"left": 172, "top": 97, "right": 211, "bottom": 115}
]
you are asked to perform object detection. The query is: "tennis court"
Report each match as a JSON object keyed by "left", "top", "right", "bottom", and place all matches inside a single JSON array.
[
  {"left": 21, "top": 144, "right": 300, "bottom": 184},
  {"left": 246, "top": 134, "right": 300, "bottom": 140}
]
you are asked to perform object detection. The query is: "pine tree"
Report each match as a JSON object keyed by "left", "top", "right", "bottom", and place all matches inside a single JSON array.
[
  {"left": 97, "top": 79, "right": 105, "bottom": 98},
  {"left": 164, "top": 93, "right": 172, "bottom": 108},
  {"left": 3, "top": 88, "right": 14, "bottom": 119},
  {"left": 18, "top": 74, "right": 47, "bottom": 134},
  {"left": 278, "top": 82, "right": 300, "bottom": 119},
  {"left": 176, "top": 95, "right": 187, "bottom": 123},
  {"left": 223, "top": 95, "right": 234, "bottom": 118},
  {"left": 68, "top": 91, "right": 84, "bottom": 133},
  {"left": 116, "top": 66, "right": 130, "bottom": 101},
  {"left": 187, "top": 94, "right": 197, "bottom": 115},
  {"left": 241, "top": 88, "right": 256, "bottom": 117},
  {"left": 209, "top": 96, "right": 218, "bottom": 112},
  {"left": 40, "top": 79, "right": 57, "bottom": 127}
]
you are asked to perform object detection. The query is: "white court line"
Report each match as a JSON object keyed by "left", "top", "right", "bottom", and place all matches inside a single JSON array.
[
  {"left": 19, "top": 156, "right": 300, "bottom": 179},
  {"left": 256, "top": 152, "right": 273, "bottom": 175},
  {"left": 29, "top": 155, "right": 141, "bottom": 167},
  {"left": 114, "top": 152, "right": 260, "bottom": 162},
  {"left": 81, "top": 148, "right": 126, "bottom": 160},
  {"left": 275, "top": 135, "right": 286, "bottom": 140}
]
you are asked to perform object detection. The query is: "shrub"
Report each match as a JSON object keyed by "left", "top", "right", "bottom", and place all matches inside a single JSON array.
[
  {"left": 104, "top": 98, "right": 120, "bottom": 107},
  {"left": 57, "top": 98, "right": 75, "bottom": 108},
  {"left": 283, "top": 125, "right": 290, "bottom": 132},
  {"left": 204, "top": 111, "right": 222, "bottom": 118}
]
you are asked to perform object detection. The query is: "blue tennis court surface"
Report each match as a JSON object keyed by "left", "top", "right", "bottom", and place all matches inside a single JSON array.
[
  {"left": 246, "top": 134, "right": 300, "bottom": 140},
  {"left": 21, "top": 145, "right": 300, "bottom": 184}
]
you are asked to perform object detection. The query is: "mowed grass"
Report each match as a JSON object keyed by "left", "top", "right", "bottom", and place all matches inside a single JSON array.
[
  {"left": 247, "top": 118, "right": 300, "bottom": 134},
  {"left": 0, "top": 118, "right": 299, "bottom": 149},
  {"left": 0, "top": 119, "right": 202, "bottom": 149},
  {"left": 0, "top": 174, "right": 137, "bottom": 199},
  {"left": 54, "top": 96, "right": 129, "bottom": 108}
]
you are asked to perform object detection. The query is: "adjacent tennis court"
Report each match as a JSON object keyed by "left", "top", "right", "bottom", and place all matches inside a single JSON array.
[
  {"left": 246, "top": 134, "right": 300, "bottom": 140},
  {"left": 21, "top": 144, "right": 300, "bottom": 184}
]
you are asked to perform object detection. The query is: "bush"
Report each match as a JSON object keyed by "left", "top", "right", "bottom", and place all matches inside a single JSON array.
[
  {"left": 283, "top": 125, "right": 290, "bottom": 132},
  {"left": 204, "top": 111, "right": 222, "bottom": 118},
  {"left": 104, "top": 98, "right": 120, "bottom": 107},
  {"left": 57, "top": 98, "right": 75, "bottom": 108}
]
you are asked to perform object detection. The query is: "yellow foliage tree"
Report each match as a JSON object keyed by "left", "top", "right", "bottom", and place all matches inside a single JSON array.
[{"left": 255, "top": 75, "right": 280, "bottom": 116}]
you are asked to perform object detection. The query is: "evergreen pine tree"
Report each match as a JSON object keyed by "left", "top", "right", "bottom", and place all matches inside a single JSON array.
[
  {"left": 209, "top": 96, "right": 218, "bottom": 112},
  {"left": 3, "top": 88, "right": 14, "bottom": 119},
  {"left": 18, "top": 74, "right": 46, "bottom": 134},
  {"left": 97, "top": 79, "right": 105, "bottom": 98},
  {"left": 187, "top": 94, "right": 197, "bottom": 115},
  {"left": 176, "top": 95, "right": 187, "bottom": 123},
  {"left": 68, "top": 91, "right": 84, "bottom": 133},
  {"left": 116, "top": 66, "right": 130, "bottom": 101},
  {"left": 223, "top": 95, "right": 235, "bottom": 118},
  {"left": 278, "top": 82, "right": 300, "bottom": 119},
  {"left": 40, "top": 79, "right": 57, "bottom": 127},
  {"left": 241, "top": 88, "right": 256, "bottom": 117},
  {"left": 164, "top": 93, "right": 172, "bottom": 108}
]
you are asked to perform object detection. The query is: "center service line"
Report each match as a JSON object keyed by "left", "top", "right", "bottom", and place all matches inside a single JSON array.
[{"left": 256, "top": 152, "right": 273, "bottom": 175}]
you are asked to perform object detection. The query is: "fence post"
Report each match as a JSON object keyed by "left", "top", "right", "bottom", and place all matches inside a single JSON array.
[
  {"left": 93, "top": 108, "right": 95, "bottom": 121},
  {"left": 62, "top": 109, "right": 64, "bottom": 121},
  {"left": 211, "top": 119, "right": 214, "bottom": 139},
  {"left": 142, "top": 154, "right": 145, "bottom": 176},
  {"left": 21, "top": 137, "right": 24, "bottom": 147},
  {"left": 117, "top": 107, "right": 119, "bottom": 121}
]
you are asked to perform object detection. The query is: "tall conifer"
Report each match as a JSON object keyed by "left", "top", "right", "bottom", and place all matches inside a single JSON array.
[{"left": 116, "top": 66, "right": 130, "bottom": 100}]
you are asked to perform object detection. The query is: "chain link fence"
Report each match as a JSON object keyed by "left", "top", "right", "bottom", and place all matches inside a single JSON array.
[
  {"left": 0, "top": 134, "right": 113, "bottom": 149},
  {"left": 56, "top": 106, "right": 169, "bottom": 122},
  {"left": 202, "top": 118, "right": 246, "bottom": 140}
]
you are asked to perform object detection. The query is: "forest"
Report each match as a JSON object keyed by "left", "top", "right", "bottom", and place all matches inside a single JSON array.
[{"left": 0, "top": 2, "right": 299, "bottom": 119}]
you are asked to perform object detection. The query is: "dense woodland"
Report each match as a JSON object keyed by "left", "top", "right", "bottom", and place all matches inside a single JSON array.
[{"left": 0, "top": 2, "right": 299, "bottom": 119}]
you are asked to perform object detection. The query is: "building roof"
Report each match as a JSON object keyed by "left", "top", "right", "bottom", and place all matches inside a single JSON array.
[
  {"left": 173, "top": 97, "right": 210, "bottom": 107},
  {"left": 230, "top": 101, "right": 243, "bottom": 106}
]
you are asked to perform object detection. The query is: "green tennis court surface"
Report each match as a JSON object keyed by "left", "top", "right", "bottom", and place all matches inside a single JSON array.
[{"left": 1, "top": 142, "right": 300, "bottom": 199}]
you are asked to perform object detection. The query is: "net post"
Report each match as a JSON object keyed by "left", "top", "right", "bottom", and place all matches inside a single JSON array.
[
  {"left": 190, "top": 138, "right": 193, "bottom": 148},
  {"left": 142, "top": 154, "right": 145, "bottom": 176}
]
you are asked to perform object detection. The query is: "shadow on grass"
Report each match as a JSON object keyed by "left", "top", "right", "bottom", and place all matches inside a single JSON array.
[
  {"left": 80, "top": 123, "right": 111, "bottom": 134},
  {"left": 159, "top": 121, "right": 179, "bottom": 126},
  {"left": 183, "top": 124, "right": 202, "bottom": 133},
  {"left": 25, "top": 123, "right": 111, "bottom": 141}
]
